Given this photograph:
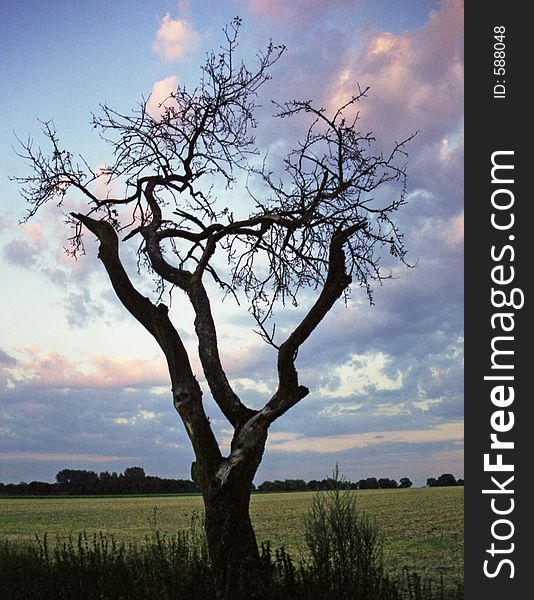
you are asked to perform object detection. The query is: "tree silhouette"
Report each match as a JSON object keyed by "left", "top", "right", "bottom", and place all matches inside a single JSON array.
[{"left": 15, "top": 19, "right": 413, "bottom": 599}]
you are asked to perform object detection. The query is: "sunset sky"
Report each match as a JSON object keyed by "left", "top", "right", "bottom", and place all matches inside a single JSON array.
[{"left": 0, "top": 0, "right": 463, "bottom": 486}]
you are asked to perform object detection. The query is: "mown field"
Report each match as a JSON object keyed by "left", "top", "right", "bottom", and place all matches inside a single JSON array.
[{"left": 0, "top": 487, "right": 463, "bottom": 585}]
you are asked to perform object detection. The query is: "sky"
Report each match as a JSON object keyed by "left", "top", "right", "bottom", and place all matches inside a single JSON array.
[{"left": 0, "top": 0, "right": 463, "bottom": 487}]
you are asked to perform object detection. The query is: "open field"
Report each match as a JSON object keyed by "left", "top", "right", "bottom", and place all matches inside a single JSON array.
[{"left": 0, "top": 487, "right": 463, "bottom": 584}]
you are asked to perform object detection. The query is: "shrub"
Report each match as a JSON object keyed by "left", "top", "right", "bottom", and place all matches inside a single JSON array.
[{"left": 302, "top": 466, "right": 394, "bottom": 599}]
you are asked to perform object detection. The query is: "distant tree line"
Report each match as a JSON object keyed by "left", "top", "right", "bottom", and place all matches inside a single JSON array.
[
  {"left": 426, "top": 473, "right": 464, "bottom": 487},
  {"left": 256, "top": 476, "right": 414, "bottom": 492},
  {"left": 0, "top": 468, "right": 463, "bottom": 496},
  {"left": 0, "top": 467, "right": 199, "bottom": 496}
]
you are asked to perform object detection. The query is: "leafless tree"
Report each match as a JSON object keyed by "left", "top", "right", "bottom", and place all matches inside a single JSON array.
[{"left": 15, "top": 19, "right": 413, "bottom": 599}]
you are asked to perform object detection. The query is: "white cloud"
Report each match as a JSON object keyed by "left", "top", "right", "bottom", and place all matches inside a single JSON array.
[
  {"left": 147, "top": 75, "right": 179, "bottom": 119},
  {"left": 318, "top": 351, "right": 403, "bottom": 397},
  {"left": 92, "top": 164, "right": 115, "bottom": 200},
  {"left": 113, "top": 410, "right": 158, "bottom": 426},
  {"left": 152, "top": 15, "right": 199, "bottom": 62}
]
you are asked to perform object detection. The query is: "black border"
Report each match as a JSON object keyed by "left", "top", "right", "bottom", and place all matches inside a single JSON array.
[{"left": 465, "top": 3, "right": 530, "bottom": 596}]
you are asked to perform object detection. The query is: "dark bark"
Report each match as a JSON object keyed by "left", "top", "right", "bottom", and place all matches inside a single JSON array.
[
  {"left": 200, "top": 428, "right": 268, "bottom": 600},
  {"left": 204, "top": 476, "right": 264, "bottom": 599}
]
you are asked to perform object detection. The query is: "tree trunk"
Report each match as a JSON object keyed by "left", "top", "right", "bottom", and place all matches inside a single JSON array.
[
  {"left": 205, "top": 482, "right": 265, "bottom": 599},
  {"left": 199, "top": 432, "right": 267, "bottom": 600}
]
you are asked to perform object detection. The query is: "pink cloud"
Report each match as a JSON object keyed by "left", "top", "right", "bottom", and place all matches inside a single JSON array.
[
  {"left": 240, "top": 0, "right": 355, "bottom": 24},
  {"left": 22, "top": 222, "right": 46, "bottom": 249},
  {"left": 88, "top": 355, "right": 170, "bottom": 388},
  {"left": 152, "top": 14, "right": 199, "bottom": 62},
  {"left": 327, "top": 0, "right": 463, "bottom": 146},
  {"left": 12, "top": 349, "right": 171, "bottom": 390},
  {"left": 441, "top": 212, "right": 464, "bottom": 248},
  {"left": 92, "top": 164, "right": 115, "bottom": 200},
  {"left": 147, "top": 75, "right": 179, "bottom": 120},
  {"left": 5, "top": 343, "right": 276, "bottom": 394},
  {"left": 1, "top": 200, "right": 103, "bottom": 284}
]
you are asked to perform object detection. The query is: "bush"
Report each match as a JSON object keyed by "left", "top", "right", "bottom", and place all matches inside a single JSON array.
[{"left": 302, "top": 466, "right": 394, "bottom": 599}]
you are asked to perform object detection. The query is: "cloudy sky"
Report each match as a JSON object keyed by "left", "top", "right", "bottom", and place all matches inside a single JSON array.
[{"left": 0, "top": 0, "right": 463, "bottom": 487}]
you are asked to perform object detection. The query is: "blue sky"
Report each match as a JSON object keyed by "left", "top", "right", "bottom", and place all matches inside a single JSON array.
[{"left": 0, "top": 0, "right": 463, "bottom": 486}]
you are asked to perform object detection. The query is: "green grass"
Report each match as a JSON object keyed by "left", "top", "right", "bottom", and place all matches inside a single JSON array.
[{"left": 0, "top": 487, "right": 463, "bottom": 585}]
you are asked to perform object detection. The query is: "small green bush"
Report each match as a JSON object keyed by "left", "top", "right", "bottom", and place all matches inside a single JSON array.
[{"left": 302, "top": 467, "right": 389, "bottom": 599}]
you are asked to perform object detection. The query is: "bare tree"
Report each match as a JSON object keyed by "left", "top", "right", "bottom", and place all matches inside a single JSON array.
[{"left": 15, "top": 19, "right": 413, "bottom": 599}]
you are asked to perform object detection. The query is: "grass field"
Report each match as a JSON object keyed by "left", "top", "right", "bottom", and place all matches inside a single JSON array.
[{"left": 0, "top": 487, "right": 463, "bottom": 585}]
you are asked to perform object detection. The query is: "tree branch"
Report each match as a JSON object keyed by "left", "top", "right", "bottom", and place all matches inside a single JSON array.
[
  {"left": 140, "top": 210, "right": 256, "bottom": 428},
  {"left": 188, "top": 278, "right": 257, "bottom": 428},
  {"left": 70, "top": 212, "right": 222, "bottom": 485},
  {"left": 262, "top": 221, "right": 366, "bottom": 422}
]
